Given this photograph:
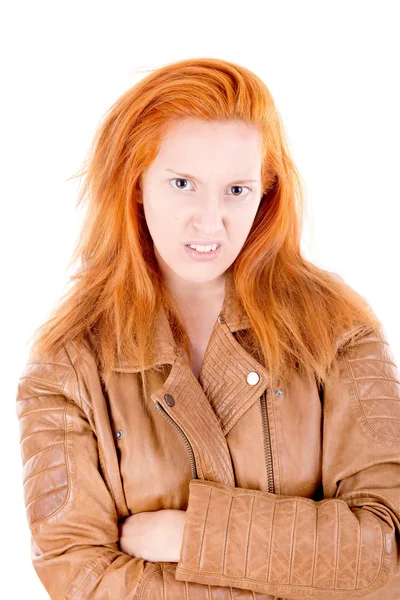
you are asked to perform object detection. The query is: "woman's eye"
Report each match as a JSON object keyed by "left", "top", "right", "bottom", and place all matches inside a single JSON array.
[
  {"left": 170, "top": 178, "right": 250, "bottom": 197},
  {"left": 227, "top": 185, "right": 250, "bottom": 198},
  {"left": 170, "top": 178, "right": 194, "bottom": 191}
]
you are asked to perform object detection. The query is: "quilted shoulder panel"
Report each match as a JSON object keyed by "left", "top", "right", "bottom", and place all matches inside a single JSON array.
[
  {"left": 16, "top": 345, "right": 79, "bottom": 529},
  {"left": 344, "top": 330, "right": 400, "bottom": 442}
]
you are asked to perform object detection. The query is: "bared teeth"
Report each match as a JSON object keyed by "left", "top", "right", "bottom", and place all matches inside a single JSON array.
[{"left": 187, "top": 244, "right": 219, "bottom": 252}]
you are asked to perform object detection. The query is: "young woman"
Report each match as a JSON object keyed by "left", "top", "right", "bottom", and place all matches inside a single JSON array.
[{"left": 16, "top": 57, "right": 400, "bottom": 600}]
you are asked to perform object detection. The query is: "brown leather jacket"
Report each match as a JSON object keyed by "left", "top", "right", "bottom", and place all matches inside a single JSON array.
[{"left": 16, "top": 271, "right": 400, "bottom": 599}]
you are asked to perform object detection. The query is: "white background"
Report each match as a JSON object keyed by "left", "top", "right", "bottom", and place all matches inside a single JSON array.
[{"left": 2, "top": 1, "right": 399, "bottom": 596}]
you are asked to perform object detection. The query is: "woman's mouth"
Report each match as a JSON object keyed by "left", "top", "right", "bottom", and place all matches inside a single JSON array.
[{"left": 184, "top": 243, "right": 222, "bottom": 261}]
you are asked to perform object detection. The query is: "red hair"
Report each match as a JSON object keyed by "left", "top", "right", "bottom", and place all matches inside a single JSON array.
[{"left": 28, "top": 57, "right": 383, "bottom": 392}]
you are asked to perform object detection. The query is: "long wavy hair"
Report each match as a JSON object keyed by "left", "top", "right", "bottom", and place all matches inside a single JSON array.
[{"left": 27, "top": 57, "right": 383, "bottom": 393}]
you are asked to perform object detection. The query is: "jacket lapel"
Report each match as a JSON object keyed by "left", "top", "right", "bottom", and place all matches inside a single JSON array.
[{"left": 111, "top": 269, "right": 270, "bottom": 484}]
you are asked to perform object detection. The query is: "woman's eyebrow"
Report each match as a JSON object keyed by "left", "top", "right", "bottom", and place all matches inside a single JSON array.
[{"left": 165, "top": 169, "right": 258, "bottom": 185}]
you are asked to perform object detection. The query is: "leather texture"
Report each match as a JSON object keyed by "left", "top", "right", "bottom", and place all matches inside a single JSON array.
[{"left": 15, "top": 269, "right": 400, "bottom": 599}]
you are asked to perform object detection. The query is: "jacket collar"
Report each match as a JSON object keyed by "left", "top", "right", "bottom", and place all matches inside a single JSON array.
[
  {"left": 111, "top": 268, "right": 251, "bottom": 373},
  {"left": 109, "top": 267, "right": 270, "bottom": 486}
]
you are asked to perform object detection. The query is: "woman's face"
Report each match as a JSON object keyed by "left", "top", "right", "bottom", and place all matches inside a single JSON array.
[{"left": 139, "top": 118, "right": 263, "bottom": 292}]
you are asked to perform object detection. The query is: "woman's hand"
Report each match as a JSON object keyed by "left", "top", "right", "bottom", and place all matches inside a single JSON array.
[{"left": 118, "top": 509, "right": 186, "bottom": 563}]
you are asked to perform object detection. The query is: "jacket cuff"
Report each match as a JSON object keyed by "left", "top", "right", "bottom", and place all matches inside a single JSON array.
[{"left": 175, "top": 479, "right": 393, "bottom": 598}]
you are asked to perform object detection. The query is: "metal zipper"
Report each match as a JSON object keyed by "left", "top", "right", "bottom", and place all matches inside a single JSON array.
[
  {"left": 155, "top": 393, "right": 273, "bottom": 491},
  {"left": 155, "top": 401, "right": 198, "bottom": 479},
  {"left": 260, "top": 389, "right": 275, "bottom": 493}
]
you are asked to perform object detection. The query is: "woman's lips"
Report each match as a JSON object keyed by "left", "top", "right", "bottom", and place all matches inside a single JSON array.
[{"left": 184, "top": 244, "right": 222, "bottom": 261}]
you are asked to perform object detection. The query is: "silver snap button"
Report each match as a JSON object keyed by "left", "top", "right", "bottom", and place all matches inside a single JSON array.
[
  {"left": 274, "top": 388, "right": 284, "bottom": 396},
  {"left": 164, "top": 393, "right": 175, "bottom": 407},
  {"left": 116, "top": 429, "right": 124, "bottom": 439},
  {"left": 217, "top": 314, "right": 226, "bottom": 324},
  {"left": 246, "top": 371, "right": 260, "bottom": 385},
  {"left": 174, "top": 346, "right": 184, "bottom": 357}
]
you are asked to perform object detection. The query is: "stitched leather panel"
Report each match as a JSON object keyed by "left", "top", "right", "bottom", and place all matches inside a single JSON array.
[
  {"left": 137, "top": 562, "right": 276, "bottom": 599},
  {"left": 176, "top": 479, "right": 393, "bottom": 597},
  {"left": 345, "top": 333, "right": 400, "bottom": 441},
  {"left": 16, "top": 363, "right": 73, "bottom": 528}
]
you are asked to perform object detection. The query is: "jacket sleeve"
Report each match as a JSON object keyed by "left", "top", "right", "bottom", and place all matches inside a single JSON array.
[
  {"left": 16, "top": 344, "right": 271, "bottom": 600},
  {"left": 175, "top": 326, "right": 400, "bottom": 599}
]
